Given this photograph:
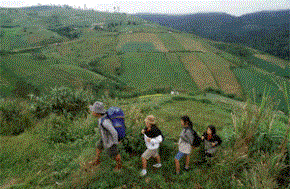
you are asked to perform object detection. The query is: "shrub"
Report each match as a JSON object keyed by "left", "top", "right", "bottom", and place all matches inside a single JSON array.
[
  {"left": 0, "top": 99, "right": 34, "bottom": 136},
  {"left": 41, "top": 114, "right": 73, "bottom": 144},
  {"left": 30, "top": 87, "right": 95, "bottom": 119}
]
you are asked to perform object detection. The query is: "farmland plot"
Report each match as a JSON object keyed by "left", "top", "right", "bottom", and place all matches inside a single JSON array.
[
  {"left": 172, "top": 33, "right": 207, "bottom": 52},
  {"left": 180, "top": 52, "right": 219, "bottom": 91},
  {"left": 119, "top": 52, "right": 198, "bottom": 92},
  {"left": 254, "top": 54, "right": 289, "bottom": 69},
  {"left": 197, "top": 52, "right": 244, "bottom": 98},
  {"left": 246, "top": 56, "right": 289, "bottom": 78},
  {"left": 1, "top": 54, "right": 105, "bottom": 93},
  {"left": 117, "top": 33, "right": 168, "bottom": 52},
  {"left": 159, "top": 33, "right": 185, "bottom": 52},
  {"left": 233, "top": 67, "right": 288, "bottom": 112}
]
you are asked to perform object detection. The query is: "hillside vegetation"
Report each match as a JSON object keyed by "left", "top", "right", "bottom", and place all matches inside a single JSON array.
[
  {"left": 136, "top": 10, "right": 290, "bottom": 61},
  {"left": 0, "top": 6, "right": 290, "bottom": 187},
  {"left": 1, "top": 6, "right": 289, "bottom": 113}
]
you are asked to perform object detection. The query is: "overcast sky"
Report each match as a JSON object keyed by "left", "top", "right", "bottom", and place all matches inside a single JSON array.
[{"left": 1, "top": 0, "right": 289, "bottom": 16}]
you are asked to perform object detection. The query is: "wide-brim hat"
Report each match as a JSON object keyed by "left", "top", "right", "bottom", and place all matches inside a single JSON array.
[
  {"left": 89, "top": 101, "right": 106, "bottom": 114},
  {"left": 144, "top": 115, "right": 156, "bottom": 125}
]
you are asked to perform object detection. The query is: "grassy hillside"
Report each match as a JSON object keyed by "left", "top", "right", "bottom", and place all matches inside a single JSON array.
[
  {"left": 0, "top": 93, "right": 289, "bottom": 188},
  {"left": 1, "top": 5, "right": 289, "bottom": 110}
]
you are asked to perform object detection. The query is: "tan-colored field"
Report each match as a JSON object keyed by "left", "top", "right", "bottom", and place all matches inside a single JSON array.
[
  {"left": 198, "top": 52, "right": 244, "bottom": 98},
  {"left": 172, "top": 34, "right": 207, "bottom": 52},
  {"left": 117, "top": 33, "right": 168, "bottom": 52},
  {"left": 181, "top": 53, "right": 219, "bottom": 91},
  {"left": 254, "top": 54, "right": 289, "bottom": 69}
]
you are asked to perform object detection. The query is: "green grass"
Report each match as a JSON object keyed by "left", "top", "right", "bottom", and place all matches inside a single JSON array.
[
  {"left": 119, "top": 52, "right": 199, "bottom": 93},
  {"left": 1, "top": 54, "right": 106, "bottom": 94},
  {"left": 1, "top": 93, "right": 288, "bottom": 188}
]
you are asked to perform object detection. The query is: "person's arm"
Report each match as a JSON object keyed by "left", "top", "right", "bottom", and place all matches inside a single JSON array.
[
  {"left": 150, "top": 135, "right": 162, "bottom": 144},
  {"left": 187, "top": 130, "right": 194, "bottom": 145},
  {"left": 215, "top": 135, "right": 222, "bottom": 146},
  {"left": 102, "top": 119, "right": 118, "bottom": 143},
  {"left": 201, "top": 132, "right": 206, "bottom": 140}
]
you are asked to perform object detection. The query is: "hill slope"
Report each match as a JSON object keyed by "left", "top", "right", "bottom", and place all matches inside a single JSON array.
[
  {"left": 135, "top": 10, "right": 290, "bottom": 60},
  {"left": 0, "top": 5, "right": 289, "bottom": 112}
]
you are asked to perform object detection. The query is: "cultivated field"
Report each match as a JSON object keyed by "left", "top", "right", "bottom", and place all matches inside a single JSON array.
[
  {"left": 180, "top": 52, "right": 219, "bottom": 91},
  {"left": 197, "top": 52, "right": 244, "bottom": 98},
  {"left": 158, "top": 33, "right": 185, "bottom": 52},
  {"left": 254, "top": 54, "right": 289, "bottom": 69},
  {"left": 119, "top": 52, "right": 198, "bottom": 92},
  {"left": 117, "top": 33, "right": 168, "bottom": 52},
  {"left": 172, "top": 33, "right": 207, "bottom": 52}
]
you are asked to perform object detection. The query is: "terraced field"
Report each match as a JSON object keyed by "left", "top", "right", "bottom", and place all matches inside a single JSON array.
[
  {"left": 254, "top": 54, "right": 289, "bottom": 69},
  {"left": 197, "top": 52, "right": 244, "bottom": 98},
  {"left": 159, "top": 33, "right": 185, "bottom": 51},
  {"left": 117, "top": 33, "right": 168, "bottom": 52},
  {"left": 44, "top": 36, "right": 118, "bottom": 62},
  {"left": 180, "top": 52, "right": 219, "bottom": 91},
  {"left": 119, "top": 52, "right": 198, "bottom": 92},
  {"left": 232, "top": 67, "right": 288, "bottom": 111},
  {"left": 172, "top": 33, "right": 207, "bottom": 52},
  {"left": 1, "top": 54, "right": 106, "bottom": 93}
]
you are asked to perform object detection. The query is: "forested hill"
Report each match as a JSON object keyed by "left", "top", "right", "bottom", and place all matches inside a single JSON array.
[{"left": 135, "top": 10, "right": 290, "bottom": 60}]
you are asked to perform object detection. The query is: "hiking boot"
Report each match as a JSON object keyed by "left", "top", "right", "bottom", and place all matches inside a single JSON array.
[
  {"left": 140, "top": 169, "right": 147, "bottom": 176},
  {"left": 153, "top": 163, "right": 162, "bottom": 168}
]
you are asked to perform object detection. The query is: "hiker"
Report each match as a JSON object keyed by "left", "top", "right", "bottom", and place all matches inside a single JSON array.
[
  {"left": 174, "top": 116, "right": 196, "bottom": 175},
  {"left": 140, "top": 115, "right": 163, "bottom": 176},
  {"left": 201, "top": 125, "right": 222, "bottom": 158},
  {"left": 88, "top": 101, "right": 122, "bottom": 171}
]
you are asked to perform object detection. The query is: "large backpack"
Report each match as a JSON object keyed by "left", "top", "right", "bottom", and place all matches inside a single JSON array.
[
  {"left": 101, "top": 107, "right": 126, "bottom": 141},
  {"left": 190, "top": 129, "right": 202, "bottom": 147}
]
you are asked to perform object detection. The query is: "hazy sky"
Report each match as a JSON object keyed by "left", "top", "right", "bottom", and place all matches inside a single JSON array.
[{"left": 1, "top": 0, "right": 289, "bottom": 16}]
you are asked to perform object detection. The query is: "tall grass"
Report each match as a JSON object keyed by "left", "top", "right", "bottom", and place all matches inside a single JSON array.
[{"left": 1, "top": 91, "right": 290, "bottom": 188}]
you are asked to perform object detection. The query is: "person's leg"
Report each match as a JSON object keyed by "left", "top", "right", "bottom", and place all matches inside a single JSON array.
[
  {"left": 108, "top": 144, "right": 122, "bottom": 171},
  {"left": 153, "top": 150, "right": 162, "bottom": 168},
  {"left": 114, "top": 154, "right": 122, "bottom": 170},
  {"left": 142, "top": 156, "right": 147, "bottom": 169},
  {"left": 90, "top": 140, "right": 103, "bottom": 166},
  {"left": 174, "top": 151, "right": 184, "bottom": 174},
  {"left": 93, "top": 147, "right": 102, "bottom": 165},
  {"left": 156, "top": 155, "right": 161, "bottom": 164},
  {"left": 175, "top": 158, "right": 180, "bottom": 174},
  {"left": 140, "top": 149, "right": 151, "bottom": 176},
  {"left": 185, "top": 154, "right": 190, "bottom": 170}
]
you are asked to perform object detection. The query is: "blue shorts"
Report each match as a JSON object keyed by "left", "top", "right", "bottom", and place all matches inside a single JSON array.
[{"left": 175, "top": 151, "right": 189, "bottom": 160}]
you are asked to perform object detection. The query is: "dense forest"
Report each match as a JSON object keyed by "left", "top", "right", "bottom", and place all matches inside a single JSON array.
[{"left": 136, "top": 10, "right": 290, "bottom": 60}]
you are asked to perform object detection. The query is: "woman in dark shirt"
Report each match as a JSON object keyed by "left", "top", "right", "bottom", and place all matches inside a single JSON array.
[{"left": 201, "top": 125, "right": 222, "bottom": 157}]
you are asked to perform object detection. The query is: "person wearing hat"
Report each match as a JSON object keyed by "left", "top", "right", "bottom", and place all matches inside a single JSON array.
[
  {"left": 87, "top": 101, "right": 122, "bottom": 171},
  {"left": 140, "top": 115, "right": 163, "bottom": 176}
]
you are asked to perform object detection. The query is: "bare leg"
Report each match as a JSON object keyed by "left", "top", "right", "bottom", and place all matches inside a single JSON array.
[
  {"left": 114, "top": 154, "right": 122, "bottom": 170},
  {"left": 175, "top": 158, "right": 180, "bottom": 174},
  {"left": 92, "top": 148, "right": 102, "bottom": 165},
  {"left": 156, "top": 155, "right": 161, "bottom": 164},
  {"left": 185, "top": 155, "right": 190, "bottom": 168},
  {"left": 142, "top": 157, "right": 147, "bottom": 169}
]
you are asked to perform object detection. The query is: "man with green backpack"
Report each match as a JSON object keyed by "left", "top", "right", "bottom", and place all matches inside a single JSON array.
[{"left": 86, "top": 101, "right": 125, "bottom": 172}]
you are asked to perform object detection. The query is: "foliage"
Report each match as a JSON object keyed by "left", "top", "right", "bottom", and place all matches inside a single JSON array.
[
  {"left": 0, "top": 99, "right": 35, "bottom": 136},
  {"left": 30, "top": 87, "right": 95, "bottom": 119}
]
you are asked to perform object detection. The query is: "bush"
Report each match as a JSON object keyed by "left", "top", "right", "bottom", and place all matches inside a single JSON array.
[
  {"left": 30, "top": 87, "right": 95, "bottom": 119},
  {"left": 0, "top": 99, "right": 34, "bottom": 136}
]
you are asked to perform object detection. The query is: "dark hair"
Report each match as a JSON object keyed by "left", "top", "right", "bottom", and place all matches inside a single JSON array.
[
  {"left": 208, "top": 125, "right": 216, "bottom": 135},
  {"left": 181, "top": 115, "right": 193, "bottom": 130}
]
